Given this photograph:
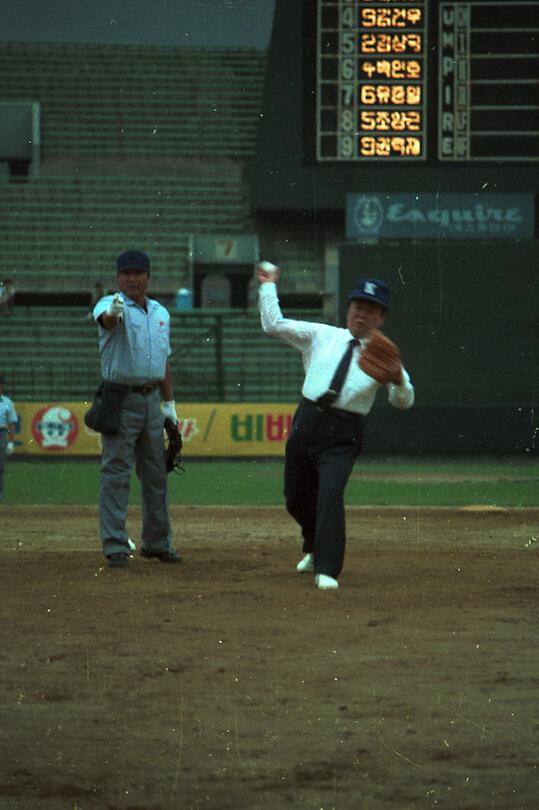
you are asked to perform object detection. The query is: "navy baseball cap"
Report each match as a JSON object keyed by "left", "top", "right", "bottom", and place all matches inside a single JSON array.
[
  {"left": 348, "top": 278, "right": 389, "bottom": 310},
  {"left": 116, "top": 250, "right": 150, "bottom": 274}
]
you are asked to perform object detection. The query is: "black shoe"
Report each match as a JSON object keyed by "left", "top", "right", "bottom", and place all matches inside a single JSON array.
[
  {"left": 140, "top": 548, "right": 182, "bottom": 563},
  {"left": 107, "top": 553, "right": 129, "bottom": 568}
]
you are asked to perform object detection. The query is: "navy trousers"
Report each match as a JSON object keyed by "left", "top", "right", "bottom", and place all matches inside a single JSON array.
[{"left": 284, "top": 399, "right": 363, "bottom": 579}]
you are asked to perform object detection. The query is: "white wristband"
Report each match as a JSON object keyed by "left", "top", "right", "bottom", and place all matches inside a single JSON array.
[{"left": 162, "top": 400, "right": 178, "bottom": 424}]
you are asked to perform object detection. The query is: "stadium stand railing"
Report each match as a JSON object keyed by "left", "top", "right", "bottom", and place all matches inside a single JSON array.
[
  {"left": 0, "top": 174, "right": 249, "bottom": 293},
  {"left": 0, "top": 308, "right": 325, "bottom": 402},
  {"left": 0, "top": 42, "right": 329, "bottom": 405},
  {"left": 0, "top": 43, "right": 265, "bottom": 158},
  {"left": 0, "top": 43, "right": 264, "bottom": 293}
]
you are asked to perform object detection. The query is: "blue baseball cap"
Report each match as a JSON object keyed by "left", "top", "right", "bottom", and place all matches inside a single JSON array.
[
  {"left": 348, "top": 278, "right": 389, "bottom": 310},
  {"left": 116, "top": 250, "right": 150, "bottom": 275}
]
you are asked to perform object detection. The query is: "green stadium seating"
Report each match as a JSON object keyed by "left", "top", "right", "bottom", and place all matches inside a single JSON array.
[
  {"left": 0, "top": 43, "right": 264, "bottom": 291},
  {"left": 0, "top": 43, "right": 265, "bottom": 158},
  {"left": 0, "top": 174, "right": 249, "bottom": 292},
  {"left": 0, "top": 308, "right": 324, "bottom": 402},
  {"left": 0, "top": 42, "right": 326, "bottom": 403}
]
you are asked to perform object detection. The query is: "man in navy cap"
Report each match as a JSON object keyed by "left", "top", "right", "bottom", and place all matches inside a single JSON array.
[
  {"left": 257, "top": 265, "right": 414, "bottom": 590},
  {"left": 92, "top": 250, "right": 181, "bottom": 568}
]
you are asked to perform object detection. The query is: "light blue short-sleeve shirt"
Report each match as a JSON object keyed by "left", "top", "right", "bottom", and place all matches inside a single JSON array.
[
  {"left": 93, "top": 293, "right": 171, "bottom": 385},
  {"left": 0, "top": 395, "right": 17, "bottom": 428}
]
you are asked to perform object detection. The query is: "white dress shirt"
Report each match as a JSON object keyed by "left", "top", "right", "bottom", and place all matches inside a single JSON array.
[{"left": 259, "top": 283, "right": 414, "bottom": 415}]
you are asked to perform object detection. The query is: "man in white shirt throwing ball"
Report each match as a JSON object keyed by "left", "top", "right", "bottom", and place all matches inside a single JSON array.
[{"left": 257, "top": 262, "right": 414, "bottom": 590}]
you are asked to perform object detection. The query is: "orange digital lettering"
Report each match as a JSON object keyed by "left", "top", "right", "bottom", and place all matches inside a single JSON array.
[
  {"left": 361, "top": 61, "right": 377, "bottom": 78},
  {"left": 376, "top": 138, "right": 391, "bottom": 156},
  {"left": 361, "top": 9, "right": 377, "bottom": 27},
  {"left": 407, "top": 60, "right": 421, "bottom": 79},
  {"left": 361, "top": 34, "right": 377, "bottom": 54},
  {"left": 360, "top": 136, "right": 376, "bottom": 156}
]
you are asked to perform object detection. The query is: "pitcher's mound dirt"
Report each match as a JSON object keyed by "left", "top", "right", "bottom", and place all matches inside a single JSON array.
[{"left": 1, "top": 505, "right": 538, "bottom": 809}]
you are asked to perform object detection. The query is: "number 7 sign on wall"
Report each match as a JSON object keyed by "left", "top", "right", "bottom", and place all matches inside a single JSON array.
[{"left": 214, "top": 238, "right": 238, "bottom": 260}]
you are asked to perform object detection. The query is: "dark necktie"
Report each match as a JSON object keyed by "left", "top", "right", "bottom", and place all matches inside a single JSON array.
[{"left": 316, "top": 338, "right": 359, "bottom": 405}]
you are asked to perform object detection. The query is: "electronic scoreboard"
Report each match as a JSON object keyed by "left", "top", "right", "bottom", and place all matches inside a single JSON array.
[
  {"left": 317, "top": 0, "right": 427, "bottom": 161},
  {"left": 251, "top": 0, "right": 539, "bottom": 211},
  {"left": 316, "top": 0, "right": 539, "bottom": 163}
]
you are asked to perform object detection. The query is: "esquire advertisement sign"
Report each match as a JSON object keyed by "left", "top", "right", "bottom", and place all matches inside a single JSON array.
[{"left": 346, "top": 193, "right": 534, "bottom": 240}]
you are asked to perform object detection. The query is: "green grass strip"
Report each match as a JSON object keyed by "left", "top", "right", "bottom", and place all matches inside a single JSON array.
[{"left": 4, "top": 458, "right": 539, "bottom": 507}]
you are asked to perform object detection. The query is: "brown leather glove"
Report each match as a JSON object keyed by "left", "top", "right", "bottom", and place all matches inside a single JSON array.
[{"left": 359, "top": 329, "right": 403, "bottom": 385}]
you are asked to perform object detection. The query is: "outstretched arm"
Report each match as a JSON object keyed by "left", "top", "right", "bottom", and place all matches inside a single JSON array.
[{"left": 96, "top": 294, "right": 125, "bottom": 330}]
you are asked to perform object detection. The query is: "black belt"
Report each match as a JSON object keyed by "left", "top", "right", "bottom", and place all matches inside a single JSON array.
[
  {"left": 106, "top": 382, "right": 159, "bottom": 395},
  {"left": 302, "top": 397, "right": 362, "bottom": 423},
  {"left": 130, "top": 383, "right": 159, "bottom": 395}
]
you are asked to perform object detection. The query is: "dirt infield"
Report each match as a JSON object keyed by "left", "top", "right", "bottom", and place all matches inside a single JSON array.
[{"left": 1, "top": 505, "right": 538, "bottom": 809}]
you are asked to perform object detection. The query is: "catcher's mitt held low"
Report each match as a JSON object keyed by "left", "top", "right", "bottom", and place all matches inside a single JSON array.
[
  {"left": 164, "top": 418, "right": 184, "bottom": 474},
  {"left": 359, "top": 328, "right": 403, "bottom": 385}
]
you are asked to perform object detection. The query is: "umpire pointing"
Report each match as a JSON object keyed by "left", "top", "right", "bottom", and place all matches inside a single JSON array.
[
  {"left": 93, "top": 250, "right": 181, "bottom": 568},
  {"left": 258, "top": 263, "right": 414, "bottom": 590}
]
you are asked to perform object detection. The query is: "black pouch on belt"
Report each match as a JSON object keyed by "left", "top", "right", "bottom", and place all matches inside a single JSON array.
[{"left": 84, "top": 381, "right": 128, "bottom": 435}]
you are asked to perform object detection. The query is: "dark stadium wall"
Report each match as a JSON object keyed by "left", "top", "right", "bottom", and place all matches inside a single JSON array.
[
  {"left": 251, "top": 0, "right": 539, "bottom": 212},
  {"left": 339, "top": 241, "right": 539, "bottom": 455},
  {"left": 249, "top": 0, "right": 539, "bottom": 454}
]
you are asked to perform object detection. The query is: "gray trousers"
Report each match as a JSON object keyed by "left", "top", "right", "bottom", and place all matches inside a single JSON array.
[
  {"left": 0, "top": 432, "right": 7, "bottom": 498},
  {"left": 99, "top": 389, "right": 172, "bottom": 557}
]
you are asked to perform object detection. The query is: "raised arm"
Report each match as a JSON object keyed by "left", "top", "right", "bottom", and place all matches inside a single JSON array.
[{"left": 257, "top": 263, "right": 320, "bottom": 349}]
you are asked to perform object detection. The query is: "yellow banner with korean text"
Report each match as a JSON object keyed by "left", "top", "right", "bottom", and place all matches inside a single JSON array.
[{"left": 11, "top": 402, "right": 297, "bottom": 457}]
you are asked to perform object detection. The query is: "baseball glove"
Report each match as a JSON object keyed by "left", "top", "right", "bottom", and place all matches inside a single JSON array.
[
  {"left": 359, "top": 328, "right": 403, "bottom": 385},
  {"left": 164, "top": 417, "right": 184, "bottom": 474}
]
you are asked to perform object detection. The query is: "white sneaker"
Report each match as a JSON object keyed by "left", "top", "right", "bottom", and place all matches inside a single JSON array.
[
  {"left": 296, "top": 553, "right": 315, "bottom": 573},
  {"left": 315, "top": 574, "right": 339, "bottom": 590},
  {"left": 127, "top": 537, "right": 136, "bottom": 552}
]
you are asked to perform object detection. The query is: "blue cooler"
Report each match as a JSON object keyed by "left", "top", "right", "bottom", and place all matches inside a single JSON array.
[{"left": 175, "top": 288, "right": 193, "bottom": 310}]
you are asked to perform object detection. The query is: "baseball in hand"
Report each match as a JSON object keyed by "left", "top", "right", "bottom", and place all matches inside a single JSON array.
[
  {"left": 258, "top": 261, "right": 278, "bottom": 275},
  {"left": 108, "top": 293, "right": 124, "bottom": 321}
]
